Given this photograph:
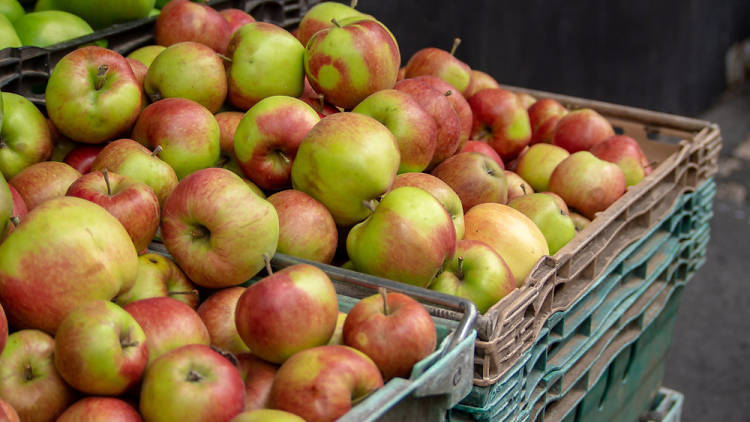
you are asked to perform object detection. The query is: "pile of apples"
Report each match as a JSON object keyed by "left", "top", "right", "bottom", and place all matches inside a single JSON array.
[{"left": 0, "top": 0, "right": 655, "bottom": 420}]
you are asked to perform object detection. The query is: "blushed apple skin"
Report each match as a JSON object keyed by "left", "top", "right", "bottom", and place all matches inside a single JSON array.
[
  {"left": 155, "top": 0, "right": 232, "bottom": 54},
  {"left": 343, "top": 291, "right": 437, "bottom": 379},
  {"left": 231, "top": 409, "right": 304, "bottom": 422},
  {"left": 0, "top": 92, "right": 53, "bottom": 179},
  {"left": 391, "top": 172, "right": 465, "bottom": 240},
  {"left": 216, "top": 111, "right": 244, "bottom": 168},
  {"left": 234, "top": 96, "right": 320, "bottom": 191},
  {"left": 431, "top": 152, "right": 508, "bottom": 213},
  {"left": 270, "top": 345, "right": 383, "bottom": 422},
  {"left": 46, "top": 46, "right": 142, "bottom": 144},
  {"left": 463, "top": 203, "right": 549, "bottom": 285},
  {"left": 123, "top": 297, "right": 210, "bottom": 364},
  {"left": 415, "top": 75, "right": 473, "bottom": 149},
  {"left": 115, "top": 253, "right": 199, "bottom": 309},
  {"left": 552, "top": 108, "right": 615, "bottom": 153},
  {"left": 296, "top": 1, "right": 366, "bottom": 47},
  {"left": 461, "top": 140, "right": 505, "bottom": 170},
  {"left": 347, "top": 187, "right": 457, "bottom": 288},
  {"left": 53, "top": 300, "right": 148, "bottom": 396},
  {"left": 56, "top": 397, "right": 142, "bottom": 422},
  {"left": 352, "top": 89, "right": 437, "bottom": 174},
  {"left": 515, "top": 143, "right": 570, "bottom": 192},
  {"left": 0, "top": 302, "right": 6, "bottom": 355},
  {"left": 509, "top": 193, "right": 576, "bottom": 255},
  {"left": 548, "top": 151, "right": 626, "bottom": 219},
  {"left": 405, "top": 47, "right": 472, "bottom": 95},
  {"left": 0, "top": 398, "right": 19, "bottom": 422},
  {"left": 504, "top": 170, "right": 533, "bottom": 202},
  {"left": 235, "top": 264, "right": 338, "bottom": 364},
  {"left": 267, "top": 189, "right": 338, "bottom": 264},
  {"left": 236, "top": 353, "right": 278, "bottom": 412},
  {"left": 221, "top": 8, "right": 255, "bottom": 35},
  {"left": 197, "top": 286, "right": 249, "bottom": 355},
  {"left": 528, "top": 98, "right": 568, "bottom": 145},
  {"left": 468, "top": 88, "right": 531, "bottom": 161},
  {"left": 431, "top": 239, "right": 516, "bottom": 313},
  {"left": 161, "top": 168, "right": 278, "bottom": 288},
  {"left": 63, "top": 144, "right": 104, "bottom": 174},
  {"left": 9, "top": 161, "right": 81, "bottom": 210},
  {"left": 464, "top": 70, "right": 501, "bottom": 98},
  {"left": 291, "top": 112, "right": 400, "bottom": 227},
  {"left": 0, "top": 197, "right": 137, "bottom": 334},
  {"left": 589, "top": 135, "right": 652, "bottom": 186},
  {"left": 305, "top": 18, "right": 400, "bottom": 110}
]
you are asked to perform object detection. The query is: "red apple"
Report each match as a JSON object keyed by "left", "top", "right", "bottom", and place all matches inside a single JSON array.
[
  {"left": 414, "top": 75, "right": 473, "bottom": 149},
  {"left": 7, "top": 185, "right": 27, "bottom": 234},
  {"left": 267, "top": 189, "right": 338, "bottom": 264},
  {"left": 468, "top": 88, "right": 531, "bottom": 161},
  {"left": 343, "top": 291, "right": 436, "bottom": 379},
  {"left": 215, "top": 111, "right": 244, "bottom": 172},
  {"left": 461, "top": 140, "right": 504, "bottom": 169},
  {"left": 236, "top": 352, "right": 278, "bottom": 411},
  {"left": 126, "top": 57, "right": 148, "bottom": 88},
  {"left": 63, "top": 145, "right": 104, "bottom": 174},
  {"left": 431, "top": 151, "right": 508, "bottom": 212},
  {"left": 552, "top": 108, "right": 615, "bottom": 153},
  {"left": 404, "top": 38, "right": 472, "bottom": 95},
  {"left": 57, "top": 397, "right": 142, "bottom": 422},
  {"left": 66, "top": 170, "right": 160, "bottom": 252},
  {"left": 589, "top": 135, "right": 652, "bottom": 186},
  {"left": 464, "top": 69, "right": 501, "bottom": 98},
  {"left": 221, "top": 8, "right": 255, "bottom": 35},
  {"left": 517, "top": 93, "right": 537, "bottom": 109},
  {"left": 299, "top": 95, "right": 340, "bottom": 118},
  {"left": 9, "top": 161, "right": 81, "bottom": 210},
  {"left": 155, "top": 0, "right": 232, "bottom": 54},
  {"left": 296, "top": 1, "right": 369, "bottom": 47},
  {"left": 504, "top": 170, "right": 534, "bottom": 201},
  {"left": 391, "top": 172, "right": 465, "bottom": 240},
  {"left": 123, "top": 297, "right": 210, "bottom": 364},
  {"left": 235, "top": 264, "right": 338, "bottom": 364},
  {"left": 0, "top": 398, "right": 19, "bottom": 422},
  {"left": 270, "top": 345, "right": 383, "bottom": 421},
  {"left": 0, "top": 302, "right": 6, "bottom": 355},
  {"left": 528, "top": 98, "right": 568, "bottom": 145},
  {"left": 197, "top": 286, "right": 250, "bottom": 355}
]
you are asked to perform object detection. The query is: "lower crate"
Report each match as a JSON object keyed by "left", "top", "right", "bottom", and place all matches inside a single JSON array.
[{"left": 642, "top": 388, "right": 684, "bottom": 422}]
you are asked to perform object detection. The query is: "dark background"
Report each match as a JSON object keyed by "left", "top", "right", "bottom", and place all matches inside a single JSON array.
[{"left": 351, "top": 0, "right": 750, "bottom": 117}]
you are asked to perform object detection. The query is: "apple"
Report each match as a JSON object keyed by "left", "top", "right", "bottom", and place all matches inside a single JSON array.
[
  {"left": 589, "top": 135, "right": 652, "bottom": 186},
  {"left": 569, "top": 211, "right": 591, "bottom": 232},
  {"left": 304, "top": 17, "right": 400, "bottom": 110},
  {"left": 91, "top": 138, "right": 178, "bottom": 207},
  {"left": 47, "top": 118, "right": 76, "bottom": 162},
  {"left": 54, "top": 300, "right": 148, "bottom": 395},
  {"left": 115, "top": 253, "right": 199, "bottom": 308},
  {"left": 391, "top": 171, "right": 465, "bottom": 240},
  {"left": 343, "top": 290, "right": 436, "bottom": 379},
  {"left": 515, "top": 143, "right": 570, "bottom": 192},
  {"left": 404, "top": 38, "right": 472, "bottom": 95},
  {"left": 155, "top": 0, "right": 232, "bottom": 54},
  {"left": 0, "top": 397, "right": 19, "bottom": 422},
  {"left": 0, "top": 196, "right": 138, "bottom": 333},
  {"left": 234, "top": 96, "right": 320, "bottom": 191},
  {"left": 131, "top": 98, "right": 220, "bottom": 180},
  {"left": 63, "top": 145, "right": 103, "bottom": 174},
  {"left": 0, "top": 14, "right": 20, "bottom": 49},
  {"left": 215, "top": 111, "right": 244, "bottom": 172},
  {"left": 528, "top": 98, "right": 568, "bottom": 145},
  {"left": 0, "top": 302, "right": 6, "bottom": 354},
  {"left": 504, "top": 170, "right": 533, "bottom": 201},
  {"left": 161, "top": 168, "right": 279, "bottom": 288},
  {"left": 8, "top": 160, "right": 80, "bottom": 211},
  {"left": 0, "top": 172, "right": 12, "bottom": 239},
  {"left": 0, "top": 0, "right": 23, "bottom": 23},
  {"left": 66, "top": 170, "right": 160, "bottom": 252},
  {"left": 126, "top": 44, "right": 166, "bottom": 68},
  {"left": 145, "top": 41, "right": 228, "bottom": 113},
  {"left": 139, "top": 344, "right": 245, "bottom": 422},
  {"left": 7, "top": 184, "right": 26, "bottom": 222},
  {"left": 352, "top": 88, "right": 437, "bottom": 173},
  {"left": 461, "top": 140, "right": 504, "bottom": 169},
  {"left": 431, "top": 151, "right": 508, "bottom": 212},
  {"left": 46, "top": 46, "right": 142, "bottom": 144},
  {"left": 270, "top": 345, "right": 383, "bottom": 422},
  {"left": 509, "top": 193, "right": 576, "bottom": 255},
  {"left": 13, "top": 10, "right": 94, "bottom": 47},
  {"left": 431, "top": 239, "right": 516, "bottom": 313},
  {"left": 517, "top": 93, "right": 537, "bottom": 109},
  {"left": 468, "top": 88, "right": 531, "bottom": 161},
  {"left": 291, "top": 112, "right": 400, "bottom": 226},
  {"left": 126, "top": 58, "right": 148, "bottom": 90},
  {"left": 267, "top": 189, "right": 338, "bottom": 264},
  {"left": 414, "top": 75, "right": 473, "bottom": 149},
  {"left": 552, "top": 108, "right": 615, "bottom": 153},
  {"left": 231, "top": 409, "right": 304, "bottom": 422},
  {"left": 299, "top": 94, "right": 339, "bottom": 118},
  {"left": 346, "top": 187, "right": 457, "bottom": 287},
  {"left": 196, "top": 286, "right": 249, "bottom": 355},
  {"left": 464, "top": 70, "right": 501, "bottom": 98},
  {"left": 227, "top": 22, "right": 305, "bottom": 110},
  {"left": 296, "top": 1, "right": 368, "bottom": 46},
  {"left": 0, "top": 330, "right": 75, "bottom": 422},
  {"left": 123, "top": 297, "right": 210, "bottom": 364},
  {"left": 0, "top": 92, "right": 53, "bottom": 179},
  {"left": 394, "top": 77, "right": 461, "bottom": 168},
  {"left": 326, "top": 312, "right": 347, "bottom": 346},
  {"left": 235, "top": 263, "right": 338, "bottom": 364},
  {"left": 236, "top": 353, "right": 278, "bottom": 411},
  {"left": 463, "top": 203, "right": 549, "bottom": 285},
  {"left": 548, "top": 151, "right": 626, "bottom": 219},
  {"left": 542, "top": 191, "right": 569, "bottom": 214},
  {"left": 221, "top": 8, "right": 254, "bottom": 35},
  {"left": 54, "top": 0, "right": 154, "bottom": 29},
  {"left": 57, "top": 397, "right": 142, "bottom": 422}
]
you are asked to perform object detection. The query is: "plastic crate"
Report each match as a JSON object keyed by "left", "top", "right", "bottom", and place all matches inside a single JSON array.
[
  {"left": 641, "top": 388, "right": 684, "bottom": 422},
  {"left": 446, "top": 178, "right": 713, "bottom": 421},
  {"left": 0, "top": 0, "right": 318, "bottom": 106}
]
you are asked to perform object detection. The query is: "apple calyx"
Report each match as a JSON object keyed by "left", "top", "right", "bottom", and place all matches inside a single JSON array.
[
  {"left": 331, "top": 18, "right": 342, "bottom": 28},
  {"left": 379, "top": 287, "right": 389, "bottom": 316},
  {"left": 151, "top": 145, "right": 163, "bottom": 157},
  {"left": 191, "top": 225, "right": 210, "bottom": 240},
  {"left": 119, "top": 334, "right": 140, "bottom": 349},
  {"left": 444, "top": 91, "right": 453, "bottom": 97},
  {"left": 23, "top": 362, "right": 33, "bottom": 381},
  {"left": 95, "top": 64, "right": 110, "bottom": 90},
  {"left": 102, "top": 169, "right": 112, "bottom": 196},
  {"left": 186, "top": 369, "right": 204, "bottom": 383},
  {"left": 9, "top": 215, "right": 19, "bottom": 228},
  {"left": 455, "top": 256, "right": 465, "bottom": 280},
  {"left": 450, "top": 38, "right": 462, "bottom": 56}
]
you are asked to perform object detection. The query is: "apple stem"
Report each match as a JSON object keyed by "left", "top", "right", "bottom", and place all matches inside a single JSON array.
[
  {"left": 186, "top": 369, "right": 203, "bottom": 382},
  {"left": 444, "top": 90, "right": 453, "bottom": 97},
  {"left": 318, "top": 94, "right": 325, "bottom": 109},
  {"left": 456, "top": 256, "right": 464, "bottom": 280},
  {"left": 350, "top": 0, "right": 358, "bottom": 8},
  {"left": 331, "top": 18, "right": 342, "bottom": 28},
  {"left": 217, "top": 53, "right": 233, "bottom": 63},
  {"left": 263, "top": 253, "right": 273, "bottom": 276},
  {"left": 450, "top": 38, "right": 462, "bottom": 56},
  {"left": 151, "top": 145, "right": 163, "bottom": 157},
  {"left": 102, "top": 169, "right": 112, "bottom": 196},
  {"left": 277, "top": 151, "right": 290, "bottom": 165},
  {"left": 95, "top": 64, "right": 109, "bottom": 90},
  {"left": 120, "top": 339, "right": 140, "bottom": 348},
  {"left": 379, "top": 287, "right": 389, "bottom": 316},
  {"left": 521, "top": 184, "right": 527, "bottom": 195},
  {"left": 170, "top": 289, "right": 199, "bottom": 298},
  {"left": 362, "top": 199, "right": 377, "bottom": 214},
  {"left": 9, "top": 215, "right": 19, "bottom": 228},
  {"left": 23, "top": 363, "right": 33, "bottom": 381}
]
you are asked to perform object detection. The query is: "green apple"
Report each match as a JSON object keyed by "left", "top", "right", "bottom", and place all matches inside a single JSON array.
[
  {"left": 291, "top": 112, "right": 400, "bottom": 226},
  {"left": 56, "top": 0, "right": 155, "bottom": 29},
  {"left": 33, "top": 0, "right": 57, "bottom": 11},
  {"left": 53, "top": 300, "right": 148, "bottom": 395},
  {"left": 13, "top": 11, "right": 94, "bottom": 47},
  {"left": 296, "top": 1, "right": 369, "bottom": 46},
  {"left": 432, "top": 239, "right": 516, "bottom": 313},
  {"left": 569, "top": 211, "right": 591, "bottom": 232},
  {"left": 126, "top": 44, "right": 166, "bottom": 68},
  {"left": 145, "top": 41, "right": 227, "bottom": 113},
  {"left": 227, "top": 22, "right": 305, "bottom": 110},
  {"left": 347, "top": 186, "right": 457, "bottom": 287},
  {"left": 0, "top": 0, "right": 23, "bottom": 23},
  {"left": 0, "top": 14, "right": 20, "bottom": 49},
  {"left": 115, "top": 253, "right": 199, "bottom": 308},
  {"left": 0, "top": 92, "right": 53, "bottom": 179},
  {"left": 391, "top": 171, "right": 464, "bottom": 240},
  {"left": 509, "top": 193, "right": 576, "bottom": 255},
  {"left": 231, "top": 409, "right": 305, "bottom": 422},
  {"left": 516, "top": 143, "right": 570, "bottom": 192}
]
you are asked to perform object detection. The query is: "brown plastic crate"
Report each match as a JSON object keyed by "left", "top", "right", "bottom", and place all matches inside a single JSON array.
[{"left": 428, "top": 86, "right": 721, "bottom": 386}]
